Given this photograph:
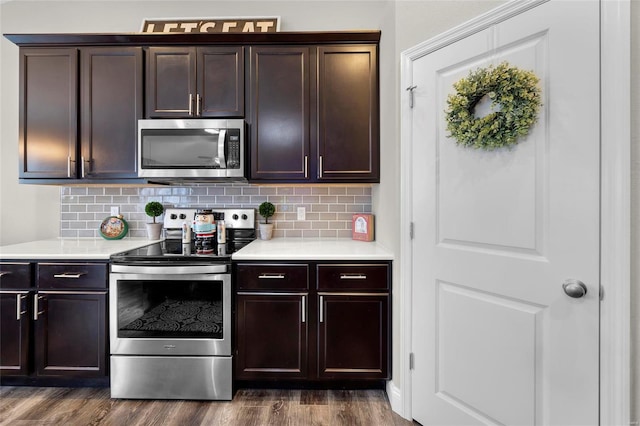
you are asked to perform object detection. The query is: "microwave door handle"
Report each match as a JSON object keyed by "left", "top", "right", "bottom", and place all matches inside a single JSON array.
[{"left": 217, "top": 129, "right": 227, "bottom": 169}]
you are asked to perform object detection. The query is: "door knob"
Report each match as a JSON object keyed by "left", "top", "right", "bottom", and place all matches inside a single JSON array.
[{"left": 563, "top": 279, "right": 587, "bottom": 298}]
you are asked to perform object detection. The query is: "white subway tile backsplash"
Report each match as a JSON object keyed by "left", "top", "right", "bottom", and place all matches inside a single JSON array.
[{"left": 60, "top": 184, "right": 371, "bottom": 239}]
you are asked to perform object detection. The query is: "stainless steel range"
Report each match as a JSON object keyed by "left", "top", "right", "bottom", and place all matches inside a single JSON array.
[{"left": 109, "top": 208, "right": 255, "bottom": 400}]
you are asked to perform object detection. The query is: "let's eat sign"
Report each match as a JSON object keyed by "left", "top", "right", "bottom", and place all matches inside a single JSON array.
[{"left": 141, "top": 17, "right": 280, "bottom": 33}]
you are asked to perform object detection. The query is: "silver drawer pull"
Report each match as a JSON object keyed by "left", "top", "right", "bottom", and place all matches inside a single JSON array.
[
  {"left": 340, "top": 274, "right": 367, "bottom": 280},
  {"left": 53, "top": 272, "right": 87, "bottom": 279},
  {"left": 34, "top": 295, "right": 45, "bottom": 320},
  {"left": 258, "top": 274, "right": 286, "bottom": 279},
  {"left": 0, "top": 271, "right": 11, "bottom": 277}
]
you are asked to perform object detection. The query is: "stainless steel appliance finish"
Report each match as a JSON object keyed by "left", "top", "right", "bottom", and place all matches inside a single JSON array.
[
  {"left": 138, "top": 119, "right": 245, "bottom": 180},
  {"left": 109, "top": 208, "right": 255, "bottom": 400},
  {"left": 109, "top": 265, "right": 231, "bottom": 357},
  {"left": 110, "top": 356, "right": 232, "bottom": 400}
]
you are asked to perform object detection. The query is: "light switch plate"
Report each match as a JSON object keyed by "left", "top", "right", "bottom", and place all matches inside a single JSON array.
[
  {"left": 110, "top": 206, "right": 119, "bottom": 216},
  {"left": 297, "top": 207, "right": 306, "bottom": 221}
]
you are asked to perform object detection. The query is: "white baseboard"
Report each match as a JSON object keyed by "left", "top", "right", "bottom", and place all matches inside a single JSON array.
[{"left": 386, "top": 380, "right": 407, "bottom": 419}]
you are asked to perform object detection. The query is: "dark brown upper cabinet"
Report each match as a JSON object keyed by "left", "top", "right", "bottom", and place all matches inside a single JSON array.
[
  {"left": 249, "top": 46, "right": 312, "bottom": 181},
  {"left": 80, "top": 47, "right": 143, "bottom": 179},
  {"left": 248, "top": 44, "right": 379, "bottom": 183},
  {"left": 19, "top": 48, "right": 78, "bottom": 179},
  {"left": 317, "top": 45, "right": 379, "bottom": 182},
  {"left": 18, "top": 47, "right": 143, "bottom": 181},
  {"left": 146, "top": 46, "right": 244, "bottom": 118}
]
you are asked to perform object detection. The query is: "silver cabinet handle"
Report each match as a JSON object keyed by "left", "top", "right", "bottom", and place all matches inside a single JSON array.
[
  {"left": 188, "top": 93, "right": 193, "bottom": 116},
  {"left": 304, "top": 155, "right": 308, "bottom": 178},
  {"left": 16, "top": 294, "right": 28, "bottom": 320},
  {"left": 34, "top": 295, "right": 45, "bottom": 320},
  {"left": 301, "top": 295, "right": 306, "bottom": 323},
  {"left": 67, "top": 156, "right": 72, "bottom": 178},
  {"left": 53, "top": 272, "right": 87, "bottom": 279},
  {"left": 196, "top": 94, "right": 202, "bottom": 116},
  {"left": 319, "top": 155, "right": 324, "bottom": 178},
  {"left": 0, "top": 271, "right": 11, "bottom": 277},
  {"left": 319, "top": 295, "right": 324, "bottom": 323},
  {"left": 340, "top": 274, "right": 367, "bottom": 280},
  {"left": 82, "top": 156, "right": 91, "bottom": 177},
  {"left": 258, "top": 274, "right": 285, "bottom": 279},
  {"left": 81, "top": 156, "right": 85, "bottom": 178}
]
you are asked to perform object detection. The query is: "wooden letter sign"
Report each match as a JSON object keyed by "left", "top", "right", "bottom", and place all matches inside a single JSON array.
[{"left": 142, "top": 17, "right": 280, "bottom": 33}]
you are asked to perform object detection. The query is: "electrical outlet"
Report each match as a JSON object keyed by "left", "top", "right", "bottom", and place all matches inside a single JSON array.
[
  {"left": 297, "top": 207, "right": 306, "bottom": 221},
  {"left": 110, "top": 206, "right": 119, "bottom": 216}
]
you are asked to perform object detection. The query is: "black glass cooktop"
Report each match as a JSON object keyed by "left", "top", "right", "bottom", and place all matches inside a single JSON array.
[{"left": 111, "top": 239, "right": 232, "bottom": 263}]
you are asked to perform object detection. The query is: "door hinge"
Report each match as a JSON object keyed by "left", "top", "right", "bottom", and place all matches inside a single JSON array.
[
  {"left": 406, "top": 85, "right": 417, "bottom": 108},
  {"left": 410, "top": 222, "right": 415, "bottom": 240},
  {"left": 409, "top": 352, "right": 415, "bottom": 370}
]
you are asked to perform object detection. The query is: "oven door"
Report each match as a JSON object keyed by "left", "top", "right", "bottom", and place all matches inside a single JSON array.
[{"left": 109, "top": 264, "right": 231, "bottom": 356}]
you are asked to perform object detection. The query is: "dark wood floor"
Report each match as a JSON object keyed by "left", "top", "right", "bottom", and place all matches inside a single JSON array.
[{"left": 0, "top": 387, "right": 413, "bottom": 425}]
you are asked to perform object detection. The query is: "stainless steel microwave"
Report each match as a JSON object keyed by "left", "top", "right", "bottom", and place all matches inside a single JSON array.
[{"left": 138, "top": 119, "right": 245, "bottom": 179}]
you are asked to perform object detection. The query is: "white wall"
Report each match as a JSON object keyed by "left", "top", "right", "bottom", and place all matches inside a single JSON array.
[
  {"left": 0, "top": 6, "right": 60, "bottom": 246},
  {"left": 630, "top": 0, "right": 639, "bottom": 421}
]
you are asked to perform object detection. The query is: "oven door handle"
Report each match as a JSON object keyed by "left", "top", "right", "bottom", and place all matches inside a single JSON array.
[{"left": 110, "top": 264, "right": 228, "bottom": 274}]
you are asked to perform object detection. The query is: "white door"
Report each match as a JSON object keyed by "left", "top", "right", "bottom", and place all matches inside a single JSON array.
[{"left": 409, "top": 1, "right": 600, "bottom": 425}]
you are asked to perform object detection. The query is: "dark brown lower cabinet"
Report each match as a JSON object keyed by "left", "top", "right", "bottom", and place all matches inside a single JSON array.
[
  {"left": 0, "top": 261, "right": 109, "bottom": 383},
  {"left": 234, "top": 261, "right": 391, "bottom": 383},
  {"left": 0, "top": 292, "right": 31, "bottom": 375},
  {"left": 236, "top": 292, "right": 307, "bottom": 380},
  {"left": 318, "top": 293, "right": 388, "bottom": 379},
  {"left": 34, "top": 292, "right": 107, "bottom": 377}
]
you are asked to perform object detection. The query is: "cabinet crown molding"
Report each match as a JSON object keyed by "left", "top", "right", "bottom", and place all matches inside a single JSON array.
[{"left": 4, "top": 31, "right": 381, "bottom": 47}]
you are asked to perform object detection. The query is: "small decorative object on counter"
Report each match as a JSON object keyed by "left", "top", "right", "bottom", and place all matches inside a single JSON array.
[
  {"left": 99, "top": 215, "right": 128, "bottom": 240},
  {"left": 258, "top": 201, "right": 275, "bottom": 240},
  {"left": 144, "top": 201, "right": 164, "bottom": 240},
  {"left": 194, "top": 209, "right": 216, "bottom": 253},
  {"left": 352, "top": 214, "right": 374, "bottom": 241}
]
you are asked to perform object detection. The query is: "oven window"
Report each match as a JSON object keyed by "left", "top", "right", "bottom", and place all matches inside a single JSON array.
[{"left": 117, "top": 280, "right": 223, "bottom": 339}]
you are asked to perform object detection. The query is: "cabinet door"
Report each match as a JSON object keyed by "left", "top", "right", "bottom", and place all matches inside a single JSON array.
[
  {"left": 0, "top": 292, "right": 30, "bottom": 376},
  {"left": 146, "top": 47, "right": 196, "bottom": 117},
  {"left": 249, "top": 46, "right": 312, "bottom": 181},
  {"left": 317, "top": 45, "right": 379, "bottom": 182},
  {"left": 198, "top": 46, "right": 244, "bottom": 117},
  {"left": 81, "top": 47, "right": 143, "bottom": 178},
  {"left": 19, "top": 48, "right": 78, "bottom": 179},
  {"left": 34, "top": 292, "right": 107, "bottom": 377},
  {"left": 236, "top": 292, "right": 307, "bottom": 379},
  {"left": 318, "top": 293, "right": 389, "bottom": 379}
]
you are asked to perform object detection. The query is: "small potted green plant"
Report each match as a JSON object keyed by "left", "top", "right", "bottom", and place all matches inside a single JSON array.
[
  {"left": 144, "top": 201, "right": 164, "bottom": 240},
  {"left": 258, "top": 201, "right": 276, "bottom": 240}
]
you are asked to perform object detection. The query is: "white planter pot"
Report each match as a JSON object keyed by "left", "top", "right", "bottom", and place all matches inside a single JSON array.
[
  {"left": 145, "top": 222, "right": 163, "bottom": 240},
  {"left": 258, "top": 223, "right": 274, "bottom": 240}
]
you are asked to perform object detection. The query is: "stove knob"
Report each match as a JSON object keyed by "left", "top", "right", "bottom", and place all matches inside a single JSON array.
[
  {"left": 170, "top": 214, "right": 177, "bottom": 219},
  {"left": 232, "top": 214, "right": 239, "bottom": 220},
  {"left": 179, "top": 214, "right": 186, "bottom": 220},
  {"left": 242, "top": 214, "right": 248, "bottom": 220}
]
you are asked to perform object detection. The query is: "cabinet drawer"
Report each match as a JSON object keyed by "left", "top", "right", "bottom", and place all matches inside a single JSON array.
[
  {"left": 0, "top": 263, "right": 32, "bottom": 290},
  {"left": 236, "top": 264, "right": 309, "bottom": 290},
  {"left": 317, "top": 264, "right": 389, "bottom": 291},
  {"left": 37, "top": 263, "right": 107, "bottom": 290}
]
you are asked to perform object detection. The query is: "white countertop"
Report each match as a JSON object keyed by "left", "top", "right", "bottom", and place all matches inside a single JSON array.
[
  {"left": 0, "top": 238, "right": 159, "bottom": 260},
  {"left": 231, "top": 238, "right": 394, "bottom": 261}
]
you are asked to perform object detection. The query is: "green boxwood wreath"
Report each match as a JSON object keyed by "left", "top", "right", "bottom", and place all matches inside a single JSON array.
[{"left": 444, "top": 62, "right": 542, "bottom": 150}]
